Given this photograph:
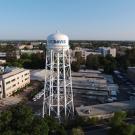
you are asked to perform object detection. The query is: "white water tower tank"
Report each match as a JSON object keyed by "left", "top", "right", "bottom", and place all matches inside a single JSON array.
[{"left": 47, "top": 31, "right": 69, "bottom": 50}]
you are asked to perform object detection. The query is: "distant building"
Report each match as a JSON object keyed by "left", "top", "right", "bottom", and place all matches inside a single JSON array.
[
  {"left": 0, "top": 43, "right": 8, "bottom": 46},
  {"left": 0, "top": 52, "right": 7, "bottom": 65},
  {"left": 120, "top": 46, "right": 132, "bottom": 49},
  {"left": 0, "top": 68, "right": 30, "bottom": 98},
  {"left": 0, "top": 60, "right": 6, "bottom": 65},
  {"left": 99, "top": 47, "right": 116, "bottom": 57},
  {"left": 18, "top": 44, "right": 33, "bottom": 50},
  {"left": 31, "top": 42, "right": 41, "bottom": 46},
  {"left": 21, "top": 49, "right": 43, "bottom": 54},
  {"left": 127, "top": 67, "right": 135, "bottom": 83},
  {"left": 71, "top": 47, "right": 101, "bottom": 60},
  {"left": 0, "top": 52, "right": 6, "bottom": 58}
]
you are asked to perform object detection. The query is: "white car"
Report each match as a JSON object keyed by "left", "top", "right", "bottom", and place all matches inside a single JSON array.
[
  {"left": 107, "top": 97, "right": 117, "bottom": 102},
  {"left": 107, "top": 98, "right": 114, "bottom": 102},
  {"left": 111, "top": 96, "right": 117, "bottom": 101}
]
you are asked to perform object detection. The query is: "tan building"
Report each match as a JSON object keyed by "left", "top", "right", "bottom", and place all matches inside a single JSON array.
[
  {"left": 99, "top": 47, "right": 116, "bottom": 57},
  {"left": 0, "top": 60, "right": 6, "bottom": 65},
  {"left": 71, "top": 47, "right": 101, "bottom": 60},
  {"left": 0, "top": 68, "right": 30, "bottom": 98},
  {"left": 18, "top": 44, "right": 33, "bottom": 49},
  {"left": 110, "top": 48, "right": 116, "bottom": 57}
]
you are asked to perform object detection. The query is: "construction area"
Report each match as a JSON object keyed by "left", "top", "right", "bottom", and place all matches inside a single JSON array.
[
  {"left": 76, "top": 100, "right": 135, "bottom": 119},
  {"left": 72, "top": 70, "right": 118, "bottom": 106}
]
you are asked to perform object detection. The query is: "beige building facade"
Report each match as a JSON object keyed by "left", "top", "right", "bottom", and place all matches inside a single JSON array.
[{"left": 0, "top": 68, "right": 30, "bottom": 98}]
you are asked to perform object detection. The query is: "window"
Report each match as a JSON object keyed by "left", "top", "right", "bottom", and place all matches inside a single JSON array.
[
  {"left": 11, "top": 79, "right": 15, "bottom": 82},
  {"left": 13, "top": 84, "right": 16, "bottom": 87},
  {"left": 6, "top": 81, "right": 10, "bottom": 85},
  {"left": 25, "top": 77, "right": 29, "bottom": 81}
]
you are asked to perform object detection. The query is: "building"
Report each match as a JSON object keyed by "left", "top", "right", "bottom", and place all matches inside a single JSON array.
[
  {"left": 71, "top": 47, "right": 101, "bottom": 60},
  {"left": 0, "top": 80, "right": 3, "bottom": 99},
  {"left": 0, "top": 52, "right": 6, "bottom": 58},
  {"left": 99, "top": 47, "right": 116, "bottom": 57},
  {"left": 127, "top": 67, "right": 135, "bottom": 83},
  {"left": 18, "top": 44, "right": 33, "bottom": 50},
  {"left": 31, "top": 42, "right": 41, "bottom": 46},
  {"left": 0, "top": 60, "right": 6, "bottom": 65},
  {"left": 0, "top": 68, "right": 30, "bottom": 98},
  {"left": 0, "top": 52, "right": 7, "bottom": 65},
  {"left": 20, "top": 49, "right": 43, "bottom": 54}
]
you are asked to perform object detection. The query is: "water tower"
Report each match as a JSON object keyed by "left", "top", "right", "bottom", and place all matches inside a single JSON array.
[{"left": 43, "top": 31, "right": 74, "bottom": 120}]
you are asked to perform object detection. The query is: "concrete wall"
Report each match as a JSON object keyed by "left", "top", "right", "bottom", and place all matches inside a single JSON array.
[{"left": 0, "top": 80, "right": 3, "bottom": 99}]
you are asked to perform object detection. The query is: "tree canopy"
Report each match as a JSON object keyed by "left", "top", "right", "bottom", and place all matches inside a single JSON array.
[
  {"left": 109, "top": 111, "right": 135, "bottom": 135},
  {"left": 0, "top": 104, "right": 66, "bottom": 135}
]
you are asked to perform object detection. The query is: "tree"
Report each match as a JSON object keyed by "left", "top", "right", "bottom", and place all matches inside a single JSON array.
[
  {"left": 121, "top": 124, "right": 135, "bottom": 135},
  {"left": 1, "top": 130, "right": 14, "bottom": 135},
  {"left": 110, "top": 111, "right": 127, "bottom": 127},
  {"left": 0, "top": 111, "right": 12, "bottom": 132},
  {"left": 109, "top": 111, "right": 135, "bottom": 135},
  {"left": 86, "top": 54, "right": 99, "bottom": 70},
  {"left": 75, "top": 52, "right": 85, "bottom": 65},
  {"left": 71, "top": 61, "right": 80, "bottom": 72},
  {"left": 0, "top": 104, "right": 50, "bottom": 135},
  {"left": 44, "top": 115, "right": 67, "bottom": 135},
  {"left": 109, "top": 123, "right": 135, "bottom": 135},
  {"left": 31, "top": 117, "right": 48, "bottom": 135},
  {"left": 11, "top": 105, "right": 34, "bottom": 131}
]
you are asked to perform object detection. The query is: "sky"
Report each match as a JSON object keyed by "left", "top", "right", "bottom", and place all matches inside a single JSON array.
[{"left": 0, "top": 0, "right": 135, "bottom": 40}]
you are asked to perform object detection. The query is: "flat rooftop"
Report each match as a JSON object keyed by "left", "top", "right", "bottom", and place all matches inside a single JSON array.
[
  {"left": 76, "top": 100, "right": 135, "bottom": 117},
  {"left": 1, "top": 68, "right": 28, "bottom": 79}
]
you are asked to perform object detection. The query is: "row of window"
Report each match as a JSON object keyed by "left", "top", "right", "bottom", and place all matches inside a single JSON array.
[
  {"left": 6, "top": 73, "right": 30, "bottom": 85},
  {"left": 6, "top": 82, "right": 30, "bottom": 97},
  {"left": 6, "top": 77, "right": 30, "bottom": 90}
]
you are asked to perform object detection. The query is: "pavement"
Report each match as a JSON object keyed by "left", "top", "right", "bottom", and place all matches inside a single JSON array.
[
  {"left": 0, "top": 96, "right": 22, "bottom": 111},
  {"left": 76, "top": 100, "right": 135, "bottom": 118},
  {"left": 113, "top": 71, "right": 135, "bottom": 101}
]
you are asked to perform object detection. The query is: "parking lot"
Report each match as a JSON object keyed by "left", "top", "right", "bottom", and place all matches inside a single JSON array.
[{"left": 113, "top": 71, "right": 135, "bottom": 101}]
